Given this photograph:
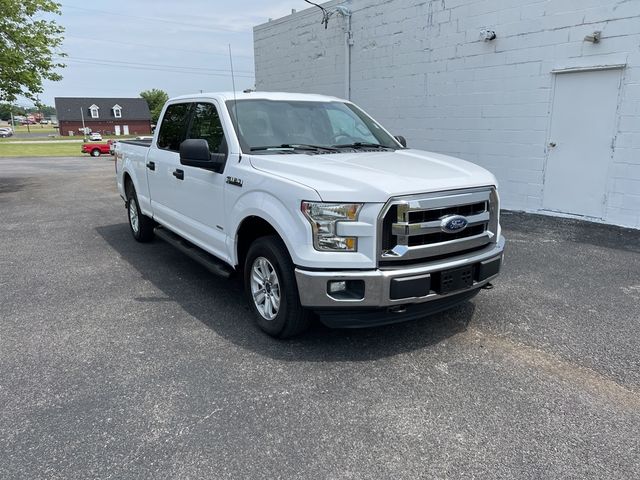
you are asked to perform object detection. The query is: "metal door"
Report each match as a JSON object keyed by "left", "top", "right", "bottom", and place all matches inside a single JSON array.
[{"left": 543, "top": 68, "right": 621, "bottom": 218}]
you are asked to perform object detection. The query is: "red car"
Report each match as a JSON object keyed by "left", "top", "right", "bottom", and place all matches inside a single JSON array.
[{"left": 82, "top": 142, "right": 111, "bottom": 157}]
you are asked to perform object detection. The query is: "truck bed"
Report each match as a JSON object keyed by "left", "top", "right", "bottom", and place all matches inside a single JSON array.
[{"left": 118, "top": 138, "right": 152, "bottom": 148}]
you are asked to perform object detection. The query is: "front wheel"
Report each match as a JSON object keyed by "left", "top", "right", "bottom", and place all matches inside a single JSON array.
[{"left": 244, "top": 236, "right": 312, "bottom": 338}]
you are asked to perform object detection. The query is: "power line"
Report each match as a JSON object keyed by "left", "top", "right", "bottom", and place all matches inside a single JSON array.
[
  {"left": 59, "top": 58, "right": 254, "bottom": 78},
  {"left": 61, "top": 4, "right": 251, "bottom": 33},
  {"left": 64, "top": 34, "right": 254, "bottom": 60},
  {"left": 60, "top": 55, "right": 254, "bottom": 74},
  {"left": 304, "top": 0, "right": 332, "bottom": 29}
]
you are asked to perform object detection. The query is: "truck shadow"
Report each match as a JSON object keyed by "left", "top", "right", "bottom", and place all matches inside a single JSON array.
[{"left": 96, "top": 223, "right": 477, "bottom": 362}]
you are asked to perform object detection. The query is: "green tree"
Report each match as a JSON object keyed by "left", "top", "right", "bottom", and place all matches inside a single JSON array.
[
  {"left": 0, "top": 0, "right": 66, "bottom": 102},
  {"left": 25, "top": 102, "right": 55, "bottom": 117},
  {"left": 140, "top": 89, "right": 169, "bottom": 123},
  {"left": 38, "top": 105, "right": 57, "bottom": 117},
  {"left": 0, "top": 103, "right": 26, "bottom": 121}
]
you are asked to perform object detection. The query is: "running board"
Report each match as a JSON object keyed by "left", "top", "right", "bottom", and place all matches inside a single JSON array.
[{"left": 154, "top": 227, "right": 233, "bottom": 278}]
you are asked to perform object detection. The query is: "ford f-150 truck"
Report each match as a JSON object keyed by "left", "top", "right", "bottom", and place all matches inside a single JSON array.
[{"left": 115, "top": 92, "right": 504, "bottom": 338}]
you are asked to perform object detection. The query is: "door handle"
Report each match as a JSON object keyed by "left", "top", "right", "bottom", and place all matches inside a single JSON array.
[
  {"left": 173, "top": 169, "right": 184, "bottom": 180},
  {"left": 548, "top": 142, "right": 557, "bottom": 148},
  {"left": 146, "top": 161, "right": 155, "bottom": 171}
]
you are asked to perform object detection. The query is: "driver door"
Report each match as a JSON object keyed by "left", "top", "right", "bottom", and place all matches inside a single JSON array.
[{"left": 171, "top": 101, "right": 230, "bottom": 262}]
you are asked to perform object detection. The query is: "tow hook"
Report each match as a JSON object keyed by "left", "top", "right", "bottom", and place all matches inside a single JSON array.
[
  {"left": 482, "top": 282, "right": 494, "bottom": 290},
  {"left": 388, "top": 305, "right": 407, "bottom": 314}
]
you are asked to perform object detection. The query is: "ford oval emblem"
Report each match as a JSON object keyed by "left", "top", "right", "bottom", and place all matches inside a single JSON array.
[{"left": 441, "top": 215, "right": 469, "bottom": 234}]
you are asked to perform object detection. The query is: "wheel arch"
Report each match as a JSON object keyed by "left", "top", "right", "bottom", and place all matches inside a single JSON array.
[
  {"left": 123, "top": 171, "right": 133, "bottom": 194},
  {"left": 228, "top": 187, "right": 318, "bottom": 269},
  {"left": 235, "top": 216, "right": 283, "bottom": 270}
]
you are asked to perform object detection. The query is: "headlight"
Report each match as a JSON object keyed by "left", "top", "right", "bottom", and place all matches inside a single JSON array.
[{"left": 301, "top": 202, "right": 363, "bottom": 252}]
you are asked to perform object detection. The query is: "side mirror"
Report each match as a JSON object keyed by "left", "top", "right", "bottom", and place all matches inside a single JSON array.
[
  {"left": 394, "top": 135, "right": 407, "bottom": 148},
  {"left": 179, "top": 138, "right": 226, "bottom": 172}
]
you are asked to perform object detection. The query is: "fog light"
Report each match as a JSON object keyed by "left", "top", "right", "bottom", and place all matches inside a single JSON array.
[
  {"left": 328, "top": 281, "right": 347, "bottom": 293},
  {"left": 326, "top": 280, "right": 365, "bottom": 300}
]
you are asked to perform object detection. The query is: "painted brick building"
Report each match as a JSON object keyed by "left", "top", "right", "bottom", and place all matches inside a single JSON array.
[
  {"left": 254, "top": 0, "right": 640, "bottom": 228},
  {"left": 54, "top": 97, "right": 152, "bottom": 137}
]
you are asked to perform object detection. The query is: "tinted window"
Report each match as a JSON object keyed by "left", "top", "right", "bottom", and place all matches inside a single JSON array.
[
  {"left": 157, "top": 103, "right": 191, "bottom": 151},
  {"left": 326, "top": 108, "right": 377, "bottom": 144},
  {"left": 186, "top": 103, "right": 226, "bottom": 153},
  {"left": 226, "top": 100, "right": 399, "bottom": 153}
]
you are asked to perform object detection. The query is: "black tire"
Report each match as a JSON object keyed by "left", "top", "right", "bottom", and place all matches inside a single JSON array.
[
  {"left": 244, "top": 235, "right": 312, "bottom": 338},
  {"left": 125, "top": 183, "right": 154, "bottom": 242},
  {"left": 91, "top": 148, "right": 101, "bottom": 157}
]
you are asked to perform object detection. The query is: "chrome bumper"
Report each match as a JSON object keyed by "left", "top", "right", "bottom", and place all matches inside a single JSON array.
[{"left": 295, "top": 236, "right": 505, "bottom": 308}]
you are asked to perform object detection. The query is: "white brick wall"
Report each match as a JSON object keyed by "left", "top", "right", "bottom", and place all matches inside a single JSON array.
[{"left": 254, "top": 0, "right": 640, "bottom": 228}]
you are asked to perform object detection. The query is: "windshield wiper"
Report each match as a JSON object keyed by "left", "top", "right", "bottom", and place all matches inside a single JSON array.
[
  {"left": 332, "top": 142, "right": 394, "bottom": 150},
  {"left": 250, "top": 143, "right": 339, "bottom": 152}
]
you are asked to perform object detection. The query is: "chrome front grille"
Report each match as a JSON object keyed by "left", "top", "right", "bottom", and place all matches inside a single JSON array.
[{"left": 379, "top": 188, "right": 499, "bottom": 264}]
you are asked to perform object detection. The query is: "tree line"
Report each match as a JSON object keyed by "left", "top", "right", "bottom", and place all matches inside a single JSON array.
[{"left": 0, "top": 104, "right": 57, "bottom": 121}]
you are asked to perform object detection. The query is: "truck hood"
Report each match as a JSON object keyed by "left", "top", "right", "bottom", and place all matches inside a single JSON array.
[{"left": 249, "top": 149, "right": 497, "bottom": 203}]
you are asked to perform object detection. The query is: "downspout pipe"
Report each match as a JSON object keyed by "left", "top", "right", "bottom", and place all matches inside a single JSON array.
[{"left": 336, "top": 6, "right": 353, "bottom": 100}]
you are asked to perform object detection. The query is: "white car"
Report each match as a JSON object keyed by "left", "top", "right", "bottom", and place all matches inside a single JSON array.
[
  {"left": 115, "top": 91, "right": 505, "bottom": 337},
  {"left": 89, "top": 132, "right": 103, "bottom": 141},
  {"left": 0, "top": 127, "right": 13, "bottom": 138}
]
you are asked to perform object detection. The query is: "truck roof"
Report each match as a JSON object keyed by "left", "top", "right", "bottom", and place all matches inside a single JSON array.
[{"left": 168, "top": 91, "right": 347, "bottom": 103}]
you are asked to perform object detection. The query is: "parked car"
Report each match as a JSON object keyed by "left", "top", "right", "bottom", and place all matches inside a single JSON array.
[
  {"left": 89, "top": 132, "right": 103, "bottom": 141},
  {"left": 82, "top": 142, "right": 110, "bottom": 157},
  {"left": 115, "top": 92, "right": 505, "bottom": 338},
  {"left": 0, "top": 127, "right": 13, "bottom": 137}
]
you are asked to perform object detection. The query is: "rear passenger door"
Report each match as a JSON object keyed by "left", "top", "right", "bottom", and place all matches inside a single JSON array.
[
  {"left": 171, "top": 101, "right": 230, "bottom": 261},
  {"left": 146, "top": 102, "right": 191, "bottom": 231}
]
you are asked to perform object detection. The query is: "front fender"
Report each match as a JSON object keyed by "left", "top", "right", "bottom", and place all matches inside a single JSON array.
[
  {"left": 227, "top": 190, "right": 380, "bottom": 270},
  {"left": 227, "top": 191, "right": 312, "bottom": 266}
]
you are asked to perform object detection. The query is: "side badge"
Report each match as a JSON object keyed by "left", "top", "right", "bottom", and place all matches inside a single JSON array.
[{"left": 226, "top": 176, "right": 243, "bottom": 187}]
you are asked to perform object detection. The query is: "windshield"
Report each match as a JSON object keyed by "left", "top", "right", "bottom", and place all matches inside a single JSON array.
[{"left": 225, "top": 99, "right": 401, "bottom": 154}]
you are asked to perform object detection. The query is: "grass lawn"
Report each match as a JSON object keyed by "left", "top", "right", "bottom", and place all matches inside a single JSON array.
[
  {"left": 10, "top": 125, "right": 59, "bottom": 134},
  {"left": 0, "top": 142, "right": 87, "bottom": 157},
  {"left": 0, "top": 136, "right": 65, "bottom": 143}
]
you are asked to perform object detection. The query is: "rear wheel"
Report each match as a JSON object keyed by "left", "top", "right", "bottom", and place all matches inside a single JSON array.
[
  {"left": 244, "top": 236, "right": 312, "bottom": 338},
  {"left": 91, "top": 148, "right": 101, "bottom": 157},
  {"left": 125, "top": 183, "right": 154, "bottom": 242}
]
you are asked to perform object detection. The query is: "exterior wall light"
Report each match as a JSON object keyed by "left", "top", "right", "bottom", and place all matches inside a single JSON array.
[
  {"left": 584, "top": 31, "right": 601, "bottom": 43},
  {"left": 480, "top": 29, "right": 497, "bottom": 41}
]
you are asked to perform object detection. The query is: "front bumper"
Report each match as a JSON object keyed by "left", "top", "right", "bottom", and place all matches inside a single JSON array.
[{"left": 295, "top": 235, "right": 505, "bottom": 308}]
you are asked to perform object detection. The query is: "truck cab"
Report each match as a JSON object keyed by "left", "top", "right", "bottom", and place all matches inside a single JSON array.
[{"left": 115, "top": 92, "right": 504, "bottom": 337}]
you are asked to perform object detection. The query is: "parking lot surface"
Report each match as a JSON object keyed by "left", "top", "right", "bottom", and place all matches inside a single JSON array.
[{"left": 1, "top": 156, "right": 639, "bottom": 479}]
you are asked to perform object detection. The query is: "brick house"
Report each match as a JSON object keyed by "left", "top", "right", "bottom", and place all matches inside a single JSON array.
[{"left": 54, "top": 97, "right": 152, "bottom": 136}]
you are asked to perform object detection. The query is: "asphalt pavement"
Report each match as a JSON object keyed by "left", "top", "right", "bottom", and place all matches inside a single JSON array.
[{"left": 1, "top": 156, "right": 639, "bottom": 479}]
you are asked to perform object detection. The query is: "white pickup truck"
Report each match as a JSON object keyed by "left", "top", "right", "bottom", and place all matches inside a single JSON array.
[{"left": 115, "top": 92, "right": 504, "bottom": 338}]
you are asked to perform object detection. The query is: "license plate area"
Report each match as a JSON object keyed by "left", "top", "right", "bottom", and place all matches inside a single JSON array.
[{"left": 434, "top": 265, "right": 474, "bottom": 294}]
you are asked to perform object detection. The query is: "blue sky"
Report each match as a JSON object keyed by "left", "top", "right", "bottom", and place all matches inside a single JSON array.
[{"left": 36, "top": 0, "right": 307, "bottom": 106}]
